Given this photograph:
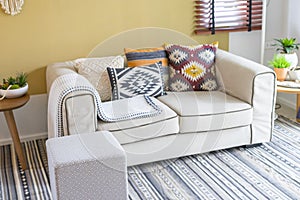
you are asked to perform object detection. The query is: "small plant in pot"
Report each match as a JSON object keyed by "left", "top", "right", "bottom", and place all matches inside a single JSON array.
[
  {"left": 0, "top": 72, "right": 28, "bottom": 99},
  {"left": 272, "top": 37, "right": 300, "bottom": 69},
  {"left": 269, "top": 55, "right": 291, "bottom": 81}
]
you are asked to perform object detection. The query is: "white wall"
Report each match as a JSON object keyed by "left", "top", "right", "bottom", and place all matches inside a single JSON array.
[
  {"left": 229, "top": 31, "right": 262, "bottom": 63},
  {"left": 0, "top": 94, "right": 47, "bottom": 145},
  {"left": 263, "top": 0, "right": 289, "bottom": 66},
  {"left": 287, "top": 0, "right": 300, "bottom": 42},
  {"left": 266, "top": 0, "right": 300, "bottom": 109}
]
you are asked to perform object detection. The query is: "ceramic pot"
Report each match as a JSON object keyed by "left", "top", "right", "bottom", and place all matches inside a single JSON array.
[
  {"left": 281, "top": 52, "right": 298, "bottom": 69},
  {"left": 0, "top": 84, "right": 28, "bottom": 98},
  {"left": 288, "top": 69, "right": 300, "bottom": 81},
  {"left": 274, "top": 68, "right": 288, "bottom": 81}
]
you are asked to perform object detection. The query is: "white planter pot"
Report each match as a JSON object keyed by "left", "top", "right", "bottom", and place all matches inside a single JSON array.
[
  {"left": 0, "top": 84, "right": 28, "bottom": 98},
  {"left": 288, "top": 70, "right": 300, "bottom": 81},
  {"left": 281, "top": 52, "right": 298, "bottom": 69}
]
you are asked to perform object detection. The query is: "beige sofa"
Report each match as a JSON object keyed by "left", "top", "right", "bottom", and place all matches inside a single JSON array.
[{"left": 46, "top": 28, "right": 276, "bottom": 166}]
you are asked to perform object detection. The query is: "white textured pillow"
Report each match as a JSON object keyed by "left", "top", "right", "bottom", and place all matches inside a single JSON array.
[{"left": 75, "top": 56, "right": 124, "bottom": 101}]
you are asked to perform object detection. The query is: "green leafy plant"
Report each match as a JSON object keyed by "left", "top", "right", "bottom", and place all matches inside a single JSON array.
[
  {"left": 268, "top": 55, "right": 291, "bottom": 68},
  {"left": 272, "top": 37, "right": 300, "bottom": 54},
  {"left": 0, "top": 72, "right": 28, "bottom": 90}
]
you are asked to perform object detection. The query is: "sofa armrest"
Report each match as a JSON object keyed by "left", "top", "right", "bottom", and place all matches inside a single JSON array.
[
  {"left": 47, "top": 63, "right": 98, "bottom": 138},
  {"left": 216, "top": 49, "right": 276, "bottom": 144}
]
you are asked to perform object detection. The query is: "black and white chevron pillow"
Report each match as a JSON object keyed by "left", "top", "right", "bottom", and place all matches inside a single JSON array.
[{"left": 107, "top": 62, "right": 164, "bottom": 100}]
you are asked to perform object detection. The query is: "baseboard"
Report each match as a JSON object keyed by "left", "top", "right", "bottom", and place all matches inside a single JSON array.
[
  {"left": 0, "top": 132, "right": 48, "bottom": 146},
  {"left": 277, "top": 96, "right": 295, "bottom": 110}
]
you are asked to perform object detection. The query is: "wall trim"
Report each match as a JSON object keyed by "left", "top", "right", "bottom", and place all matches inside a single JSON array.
[
  {"left": 0, "top": 132, "right": 48, "bottom": 146},
  {"left": 277, "top": 96, "right": 295, "bottom": 110}
]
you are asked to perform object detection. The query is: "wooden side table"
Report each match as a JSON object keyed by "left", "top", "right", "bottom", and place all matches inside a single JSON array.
[
  {"left": 0, "top": 94, "right": 30, "bottom": 170},
  {"left": 277, "top": 86, "right": 300, "bottom": 122}
]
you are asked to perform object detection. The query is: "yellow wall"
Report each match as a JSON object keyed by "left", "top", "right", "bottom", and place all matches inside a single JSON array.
[{"left": 0, "top": 0, "right": 228, "bottom": 94}]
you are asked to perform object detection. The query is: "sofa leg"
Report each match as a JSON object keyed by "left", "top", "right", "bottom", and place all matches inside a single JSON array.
[{"left": 46, "top": 131, "right": 128, "bottom": 200}]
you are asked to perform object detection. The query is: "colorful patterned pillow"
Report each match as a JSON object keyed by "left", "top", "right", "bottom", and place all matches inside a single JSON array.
[
  {"left": 107, "top": 62, "right": 164, "bottom": 100},
  {"left": 165, "top": 44, "right": 218, "bottom": 92},
  {"left": 75, "top": 56, "right": 124, "bottom": 101},
  {"left": 124, "top": 47, "right": 169, "bottom": 90}
]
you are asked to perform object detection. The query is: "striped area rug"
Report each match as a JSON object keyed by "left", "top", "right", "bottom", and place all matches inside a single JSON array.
[
  {"left": 0, "top": 139, "right": 51, "bottom": 199},
  {"left": 1, "top": 116, "right": 300, "bottom": 199}
]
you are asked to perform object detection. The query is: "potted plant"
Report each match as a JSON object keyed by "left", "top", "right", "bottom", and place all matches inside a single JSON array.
[
  {"left": 0, "top": 72, "right": 28, "bottom": 99},
  {"left": 272, "top": 37, "right": 300, "bottom": 69},
  {"left": 269, "top": 55, "right": 291, "bottom": 81}
]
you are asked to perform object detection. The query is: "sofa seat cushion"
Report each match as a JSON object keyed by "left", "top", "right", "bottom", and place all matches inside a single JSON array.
[
  {"left": 157, "top": 91, "right": 253, "bottom": 133},
  {"left": 97, "top": 97, "right": 179, "bottom": 145}
]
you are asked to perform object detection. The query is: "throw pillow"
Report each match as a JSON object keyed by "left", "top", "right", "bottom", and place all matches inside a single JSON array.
[
  {"left": 165, "top": 44, "right": 218, "bottom": 92},
  {"left": 75, "top": 56, "right": 124, "bottom": 101},
  {"left": 107, "top": 62, "right": 164, "bottom": 100},
  {"left": 124, "top": 47, "right": 169, "bottom": 90}
]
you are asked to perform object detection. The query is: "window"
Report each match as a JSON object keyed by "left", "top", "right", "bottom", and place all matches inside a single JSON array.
[{"left": 194, "top": 0, "right": 263, "bottom": 34}]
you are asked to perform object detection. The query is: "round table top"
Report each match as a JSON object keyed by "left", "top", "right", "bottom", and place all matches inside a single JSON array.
[
  {"left": 277, "top": 85, "right": 300, "bottom": 94},
  {"left": 0, "top": 94, "right": 30, "bottom": 111}
]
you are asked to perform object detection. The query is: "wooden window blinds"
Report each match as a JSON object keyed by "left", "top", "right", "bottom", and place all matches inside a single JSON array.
[{"left": 194, "top": 0, "right": 263, "bottom": 34}]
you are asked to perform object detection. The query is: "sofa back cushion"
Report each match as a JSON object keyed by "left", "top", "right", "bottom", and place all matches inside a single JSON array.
[{"left": 75, "top": 56, "right": 124, "bottom": 101}]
